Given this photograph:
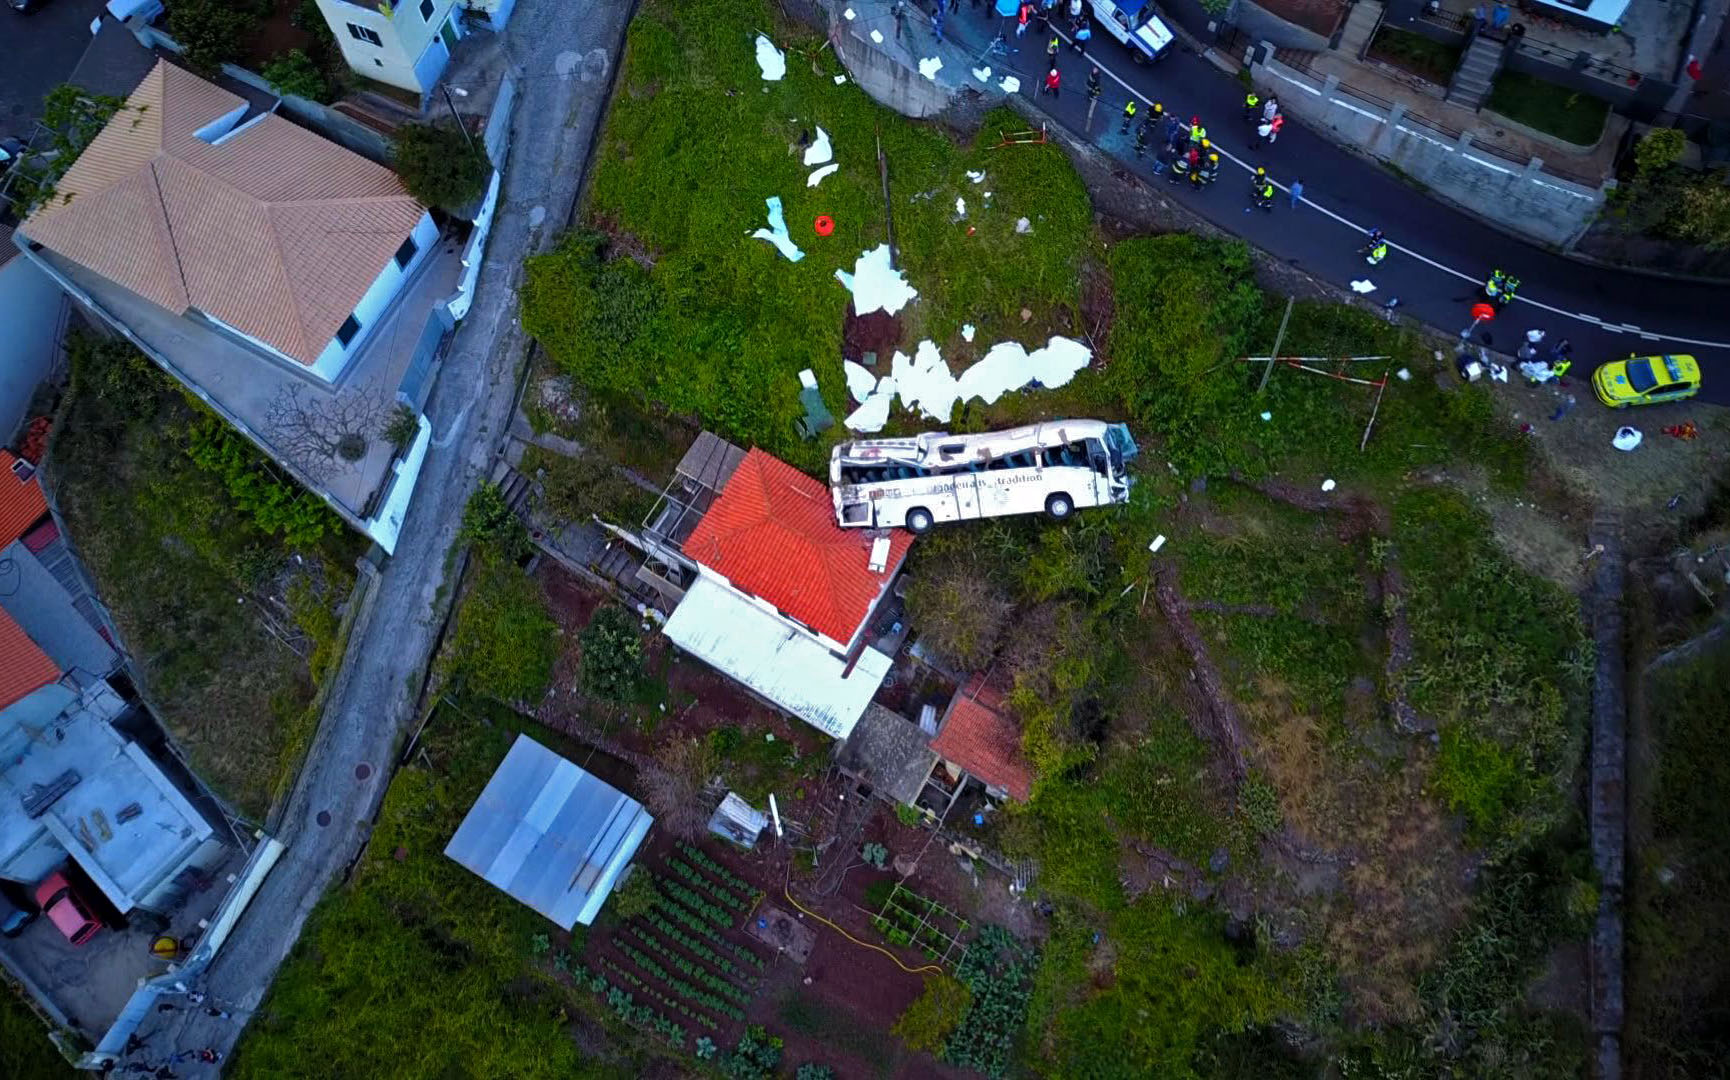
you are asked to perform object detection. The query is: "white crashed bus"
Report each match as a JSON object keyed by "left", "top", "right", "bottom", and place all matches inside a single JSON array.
[{"left": 830, "top": 421, "right": 1139, "bottom": 534}]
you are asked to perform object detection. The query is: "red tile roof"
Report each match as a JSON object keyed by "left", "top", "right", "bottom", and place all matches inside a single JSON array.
[
  {"left": 682, "top": 448, "right": 912, "bottom": 645},
  {"left": 931, "top": 676, "right": 1034, "bottom": 801},
  {"left": 0, "top": 451, "right": 49, "bottom": 547},
  {"left": 0, "top": 608, "right": 59, "bottom": 710}
]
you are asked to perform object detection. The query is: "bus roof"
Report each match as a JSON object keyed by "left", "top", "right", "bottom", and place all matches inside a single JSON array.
[{"left": 834, "top": 420, "right": 1115, "bottom": 465}]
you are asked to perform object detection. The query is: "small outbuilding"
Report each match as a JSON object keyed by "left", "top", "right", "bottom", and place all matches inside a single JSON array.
[
  {"left": 444, "top": 734, "right": 653, "bottom": 929},
  {"left": 834, "top": 703, "right": 940, "bottom": 808}
]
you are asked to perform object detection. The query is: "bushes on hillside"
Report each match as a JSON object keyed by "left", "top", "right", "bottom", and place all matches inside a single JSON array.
[
  {"left": 262, "top": 49, "right": 333, "bottom": 103},
  {"left": 578, "top": 605, "right": 645, "bottom": 702},
  {"left": 167, "top": 0, "right": 252, "bottom": 73},
  {"left": 393, "top": 122, "right": 491, "bottom": 212},
  {"left": 448, "top": 559, "right": 557, "bottom": 704}
]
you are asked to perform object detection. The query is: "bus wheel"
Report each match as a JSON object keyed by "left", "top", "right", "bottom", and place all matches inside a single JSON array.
[
  {"left": 1045, "top": 493, "right": 1074, "bottom": 520},
  {"left": 906, "top": 508, "right": 934, "bottom": 534}
]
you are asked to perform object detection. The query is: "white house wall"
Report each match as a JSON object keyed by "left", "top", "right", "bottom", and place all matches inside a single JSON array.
[
  {"left": 317, "top": 0, "right": 460, "bottom": 93},
  {"left": 309, "top": 210, "right": 438, "bottom": 382},
  {"left": 0, "top": 255, "right": 66, "bottom": 445}
]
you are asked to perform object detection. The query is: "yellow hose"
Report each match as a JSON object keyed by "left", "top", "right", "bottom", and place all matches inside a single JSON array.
[{"left": 779, "top": 883, "right": 944, "bottom": 976}]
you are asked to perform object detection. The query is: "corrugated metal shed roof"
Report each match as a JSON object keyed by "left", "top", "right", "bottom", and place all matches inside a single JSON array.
[
  {"left": 663, "top": 576, "right": 892, "bottom": 740},
  {"left": 443, "top": 734, "right": 653, "bottom": 929}
]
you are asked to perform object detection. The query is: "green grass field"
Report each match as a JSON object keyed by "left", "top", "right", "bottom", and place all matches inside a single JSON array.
[{"left": 1486, "top": 71, "right": 1609, "bottom": 146}]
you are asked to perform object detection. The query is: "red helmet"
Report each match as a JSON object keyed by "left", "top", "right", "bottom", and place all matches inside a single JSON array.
[{"left": 1191, "top": 115, "right": 1201, "bottom": 124}]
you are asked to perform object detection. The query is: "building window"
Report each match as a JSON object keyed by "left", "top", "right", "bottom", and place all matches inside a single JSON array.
[
  {"left": 419, "top": 0, "right": 434, "bottom": 19},
  {"left": 393, "top": 235, "right": 419, "bottom": 269},
  {"left": 347, "top": 23, "right": 383, "bottom": 46},
  {"left": 336, "top": 315, "right": 363, "bottom": 347}
]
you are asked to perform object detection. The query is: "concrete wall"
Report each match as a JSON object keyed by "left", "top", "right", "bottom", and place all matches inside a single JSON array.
[
  {"left": 828, "top": 5, "right": 955, "bottom": 119},
  {"left": 1228, "top": 0, "right": 1332, "bottom": 51},
  {"left": 315, "top": 0, "right": 460, "bottom": 94},
  {"left": 1253, "top": 52, "right": 1606, "bottom": 246},
  {"left": 0, "top": 256, "right": 67, "bottom": 445}
]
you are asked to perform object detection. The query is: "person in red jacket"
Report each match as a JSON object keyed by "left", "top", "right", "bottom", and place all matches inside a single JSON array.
[{"left": 1042, "top": 67, "right": 1061, "bottom": 97}]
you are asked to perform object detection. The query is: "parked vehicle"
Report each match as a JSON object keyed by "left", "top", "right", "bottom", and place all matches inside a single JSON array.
[
  {"left": 6, "top": 0, "right": 54, "bottom": 13},
  {"left": 1591, "top": 354, "right": 1700, "bottom": 409},
  {"left": 34, "top": 869, "right": 102, "bottom": 946},
  {"left": 830, "top": 420, "right": 1139, "bottom": 534},
  {"left": 0, "top": 881, "right": 37, "bottom": 937},
  {"left": 1090, "top": 0, "right": 1174, "bottom": 62}
]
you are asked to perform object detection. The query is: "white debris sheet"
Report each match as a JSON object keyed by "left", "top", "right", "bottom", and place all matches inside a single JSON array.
[
  {"left": 966, "top": 170, "right": 986, "bottom": 184},
  {"left": 835, "top": 245, "right": 918, "bottom": 316},
  {"left": 999, "top": 75, "right": 1021, "bottom": 93},
  {"left": 871, "top": 29, "right": 884, "bottom": 43},
  {"left": 844, "top": 336, "right": 1093, "bottom": 430},
  {"left": 919, "top": 56, "right": 944, "bottom": 81},
  {"left": 1350, "top": 279, "right": 1376, "bottom": 294},
  {"left": 973, "top": 66, "right": 992, "bottom": 83},
  {"left": 750, "top": 196, "right": 803, "bottom": 262},
  {"left": 755, "top": 35, "right": 786, "bottom": 81},
  {"left": 803, "top": 126, "right": 833, "bottom": 166},
  {"left": 807, "top": 163, "right": 839, "bottom": 187},
  {"left": 843, "top": 360, "right": 878, "bottom": 403},
  {"left": 834, "top": 74, "right": 848, "bottom": 84},
  {"left": 954, "top": 197, "right": 966, "bottom": 217},
  {"left": 961, "top": 323, "right": 976, "bottom": 342}
]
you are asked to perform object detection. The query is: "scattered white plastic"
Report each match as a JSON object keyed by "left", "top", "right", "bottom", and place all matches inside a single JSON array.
[
  {"left": 755, "top": 35, "right": 786, "bottom": 81},
  {"left": 871, "top": 28, "right": 884, "bottom": 43},
  {"left": 835, "top": 245, "right": 918, "bottom": 316},
  {"left": 803, "top": 126, "right": 833, "bottom": 166},
  {"left": 834, "top": 74, "right": 848, "bottom": 84},
  {"left": 1149, "top": 535, "right": 1167, "bottom": 553},
  {"left": 807, "top": 163, "right": 839, "bottom": 187},
  {"left": 1260, "top": 411, "right": 1272, "bottom": 421},
  {"left": 750, "top": 196, "right": 803, "bottom": 262},
  {"left": 1396, "top": 368, "right": 1411, "bottom": 381},
  {"left": 1612, "top": 426, "right": 1642, "bottom": 452},
  {"left": 1350, "top": 279, "right": 1376, "bottom": 294},
  {"left": 798, "top": 369, "right": 818, "bottom": 390},
  {"left": 999, "top": 75, "right": 1020, "bottom": 93},
  {"left": 1321, "top": 479, "right": 1337, "bottom": 492},
  {"left": 973, "top": 66, "right": 992, "bottom": 83},
  {"left": 1015, "top": 217, "right": 1031, "bottom": 234},
  {"left": 843, "top": 6, "right": 856, "bottom": 17},
  {"left": 962, "top": 323, "right": 976, "bottom": 342},
  {"left": 846, "top": 377, "right": 898, "bottom": 432},
  {"left": 844, "top": 360, "right": 878, "bottom": 403},
  {"left": 919, "top": 56, "right": 944, "bottom": 81},
  {"left": 958, "top": 337, "right": 1091, "bottom": 405},
  {"left": 966, "top": 170, "right": 986, "bottom": 184},
  {"left": 955, "top": 197, "right": 966, "bottom": 217}
]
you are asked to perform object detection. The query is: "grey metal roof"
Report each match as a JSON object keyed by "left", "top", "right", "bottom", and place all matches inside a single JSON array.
[
  {"left": 443, "top": 734, "right": 653, "bottom": 929},
  {"left": 833, "top": 703, "right": 938, "bottom": 807},
  {"left": 0, "top": 540, "right": 119, "bottom": 680}
]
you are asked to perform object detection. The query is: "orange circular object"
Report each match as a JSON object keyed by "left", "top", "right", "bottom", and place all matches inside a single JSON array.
[
  {"left": 814, "top": 215, "right": 835, "bottom": 236},
  {"left": 1471, "top": 302, "right": 1496, "bottom": 322}
]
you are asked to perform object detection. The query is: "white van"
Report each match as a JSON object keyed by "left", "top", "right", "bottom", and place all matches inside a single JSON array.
[
  {"left": 1091, "top": 0, "right": 1175, "bottom": 62},
  {"left": 830, "top": 421, "right": 1139, "bottom": 534}
]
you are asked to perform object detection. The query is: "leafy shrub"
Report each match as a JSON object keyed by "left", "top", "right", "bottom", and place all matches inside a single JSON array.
[
  {"left": 608, "top": 869, "right": 658, "bottom": 921},
  {"left": 166, "top": 0, "right": 252, "bottom": 73},
  {"left": 1239, "top": 773, "right": 1284, "bottom": 836},
  {"left": 905, "top": 538, "right": 1013, "bottom": 669},
  {"left": 896, "top": 802, "right": 925, "bottom": 828},
  {"left": 861, "top": 843, "right": 889, "bottom": 869},
  {"left": 720, "top": 1025, "right": 783, "bottom": 1080},
  {"left": 448, "top": 559, "right": 557, "bottom": 704},
  {"left": 945, "top": 927, "right": 1039, "bottom": 1078},
  {"left": 185, "top": 416, "right": 340, "bottom": 548},
  {"left": 578, "top": 605, "right": 645, "bottom": 701},
  {"left": 393, "top": 122, "right": 491, "bottom": 213},
  {"left": 795, "top": 1066, "right": 835, "bottom": 1080},
  {"left": 892, "top": 974, "right": 972, "bottom": 1054},
  {"left": 4, "top": 85, "right": 130, "bottom": 217},
  {"left": 525, "top": 446, "right": 655, "bottom": 525},
  {"left": 459, "top": 482, "right": 530, "bottom": 560},
  {"left": 382, "top": 404, "right": 420, "bottom": 451},
  {"left": 262, "top": 49, "right": 333, "bottom": 103}
]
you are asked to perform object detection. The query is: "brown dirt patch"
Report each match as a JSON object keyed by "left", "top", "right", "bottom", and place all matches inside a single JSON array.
[
  {"left": 842, "top": 306, "right": 905, "bottom": 364},
  {"left": 591, "top": 212, "right": 658, "bottom": 269},
  {"left": 240, "top": 0, "right": 317, "bottom": 69}
]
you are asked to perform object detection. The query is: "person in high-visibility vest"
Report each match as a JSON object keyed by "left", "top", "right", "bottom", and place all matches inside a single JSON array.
[
  {"left": 1366, "top": 239, "right": 1389, "bottom": 265},
  {"left": 1197, "top": 153, "right": 1220, "bottom": 187},
  {"left": 1500, "top": 275, "right": 1521, "bottom": 305},
  {"left": 1242, "top": 90, "right": 1260, "bottom": 120},
  {"left": 1483, "top": 269, "right": 1504, "bottom": 301},
  {"left": 1120, "top": 99, "right": 1138, "bottom": 134},
  {"left": 1188, "top": 115, "right": 1207, "bottom": 146}
]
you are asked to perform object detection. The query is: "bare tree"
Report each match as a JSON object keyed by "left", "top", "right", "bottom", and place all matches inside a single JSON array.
[
  {"left": 639, "top": 737, "right": 717, "bottom": 840},
  {"left": 264, "top": 381, "right": 390, "bottom": 482}
]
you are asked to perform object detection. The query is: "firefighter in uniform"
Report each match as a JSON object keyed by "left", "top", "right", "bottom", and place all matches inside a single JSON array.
[
  {"left": 1242, "top": 90, "right": 1260, "bottom": 121},
  {"left": 1120, "top": 98, "right": 1139, "bottom": 134}
]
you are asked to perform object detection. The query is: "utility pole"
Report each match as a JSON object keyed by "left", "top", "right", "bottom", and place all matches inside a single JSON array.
[
  {"left": 442, "top": 85, "right": 477, "bottom": 155},
  {"left": 1257, "top": 296, "right": 1294, "bottom": 394}
]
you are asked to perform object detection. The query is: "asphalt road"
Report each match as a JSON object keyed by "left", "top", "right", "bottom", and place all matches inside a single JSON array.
[
  {"left": 0, "top": 0, "right": 107, "bottom": 132},
  {"left": 932, "top": 5, "right": 1730, "bottom": 403}
]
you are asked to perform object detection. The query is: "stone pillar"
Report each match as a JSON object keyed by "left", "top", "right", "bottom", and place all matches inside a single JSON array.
[
  {"left": 1322, "top": 73, "right": 1340, "bottom": 94},
  {"left": 1377, "top": 101, "right": 1406, "bottom": 154},
  {"left": 1455, "top": 128, "right": 1474, "bottom": 152},
  {"left": 1522, "top": 155, "right": 1544, "bottom": 180}
]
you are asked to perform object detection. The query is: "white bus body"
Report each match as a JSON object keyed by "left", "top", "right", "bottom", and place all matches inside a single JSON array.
[{"left": 830, "top": 420, "right": 1139, "bottom": 534}]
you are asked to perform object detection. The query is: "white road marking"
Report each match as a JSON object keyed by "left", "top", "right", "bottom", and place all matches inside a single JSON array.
[{"left": 1059, "top": 29, "right": 1730, "bottom": 351}]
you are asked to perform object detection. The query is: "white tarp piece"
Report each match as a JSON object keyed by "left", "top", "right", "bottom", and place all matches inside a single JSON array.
[
  {"left": 955, "top": 197, "right": 966, "bottom": 217},
  {"left": 807, "top": 163, "right": 839, "bottom": 187},
  {"left": 755, "top": 34, "right": 786, "bottom": 80},
  {"left": 1321, "top": 479, "right": 1337, "bottom": 492},
  {"left": 962, "top": 323, "right": 976, "bottom": 341},
  {"left": 871, "top": 29, "right": 884, "bottom": 42},
  {"left": 1149, "top": 534, "right": 1167, "bottom": 553},
  {"left": 843, "top": 6, "right": 856, "bottom": 18},
  {"left": 835, "top": 245, "right": 918, "bottom": 316},
  {"left": 798, "top": 368, "right": 818, "bottom": 390},
  {"left": 1000, "top": 75, "right": 1021, "bottom": 93},
  {"left": 844, "top": 360, "right": 879, "bottom": 403},
  {"left": 973, "top": 66, "right": 992, "bottom": 83},
  {"left": 845, "top": 377, "right": 897, "bottom": 432},
  {"left": 1015, "top": 217, "right": 1031, "bottom": 233},
  {"left": 665, "top": 577, "right": 894, "bottom": 739},
  {"left": 751, "top": 196, "right": 803, "bottom": 262},
  {"left": 834, "top": 74, "right": 848, "bottom": 84},
  {"left": 1613, "top": 426, "right": 1643, "bottom": 452},
  {"left": 892, "top": 341, "right": 959, "bottom": 421},
  {"left": 803, "top": 126, "right": 833, "bottom": 166},
  {"left": 919, "top": 56, "right": 944, "bottom": 81},
  {"left": 966, "top": 170, "right": 986, "bottom": 184},
  {"left": 1350, "top": 279, "right": 1376, "bottom": 294}
]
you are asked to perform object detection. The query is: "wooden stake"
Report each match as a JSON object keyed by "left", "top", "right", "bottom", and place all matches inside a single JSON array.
[
  {"left": 1360, "top": 364, "right": 1392, "bottom": 451},
  {"left": 1257, "top": 297, "right": 1294, "bottom": 395},
  {"left": 877, "top": 128, "right": 897, "bottom": 269}
]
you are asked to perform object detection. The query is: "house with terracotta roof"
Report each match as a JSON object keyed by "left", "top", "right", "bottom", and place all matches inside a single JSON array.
[
  {"left": 928, "top": 675, "right": 1035, "bottom": 802},
  {"left": 12, "top": 60, "right": 464, "bottom": 553},
  {"left": 646, "top": 437, "right": 912, "bottom": 740}
]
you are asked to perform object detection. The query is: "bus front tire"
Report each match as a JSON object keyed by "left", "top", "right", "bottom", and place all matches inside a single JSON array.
[
  {"left": 906, "top": 508, "right": 934, "bottom": 534},
  {"left": 1045, "top": 493, "right": 1074, "bottom": 521}
]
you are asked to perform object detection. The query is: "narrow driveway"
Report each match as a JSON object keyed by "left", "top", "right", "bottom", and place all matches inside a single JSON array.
[
  {"left": 143, "top": 0, "right": 635, "bottom": 1066},
  {"left": 1, "top": 0, "right": 106, "bottom": 130},
  {"left": 928, "top": 4, "right": 1730, "bottom": 400}
]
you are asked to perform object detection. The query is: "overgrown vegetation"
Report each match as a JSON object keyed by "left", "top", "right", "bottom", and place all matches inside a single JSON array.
[
  {"left": 393, "top": 122, "right": 492, "bottom": 213},
  {"left": 261, "top": 48, "right": 333, "bottom": 103},
  {"left": 0, "top": 987, "right": 72, "bottom": 1080},
  {"left": 1609, "top": 127, "right": 1730, "bottom": 250},
  {"left": 447, "top": 557, "right": 558, "bottom": 705},
  {"left": 166, "top": 0, "right": 254, "bottom": 74},
  {"left": 233, "top": 699, "right": 628, "bottom": 1078},
  {"left": 579, "top": 606, "right": 647, "bottom": 702},
  {"left": 3, "top": 84, "right": 131, "bottom": 217},
  {"left": 891, "top": 974, "right": 972, "bottom": 1054},
  {"left": 50, "top": 332, "right": 357, "bottom": 817}
]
